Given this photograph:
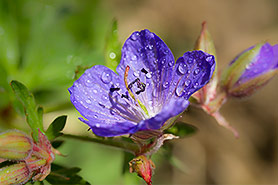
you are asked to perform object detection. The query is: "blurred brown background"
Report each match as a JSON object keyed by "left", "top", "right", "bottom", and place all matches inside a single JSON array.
[{"left": 104, "top": 0, "right": 278, "bottom": 184}]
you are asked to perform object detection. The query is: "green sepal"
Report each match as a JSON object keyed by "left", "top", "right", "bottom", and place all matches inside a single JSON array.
[
  {"left": 46, "top": 115, "right": 67, "bottom": 141},
  {"left": 10, "top": 80, "right": 44, "bottom": 141}
]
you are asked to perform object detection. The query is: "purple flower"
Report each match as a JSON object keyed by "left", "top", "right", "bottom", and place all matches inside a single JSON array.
[
  {"left": 69, "top": 29, "right": 215, "bottom": 137},
  {"left": 221, "top": 43, "right": 278, "bottom": 97}
]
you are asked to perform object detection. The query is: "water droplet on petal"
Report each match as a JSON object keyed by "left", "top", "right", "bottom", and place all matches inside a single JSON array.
[
  {"left": 133, "top": 71, "right": 140, "bottom": 77},
  {"left": 146, "top": 44, "right": 153, "bottom": 50},
  {"left": 101, "top": 71, "right": 112, "bottom": 84},
  {"left": 86, "top": 99, "right": 92, "bottom": 104},
  {"left": 163, "top": 81, "right": 169, "bottom": 89},
  {"left": 94, "top": 115, "right": 98, "bottom": 118},
  {"left": 175, "top": 86, "right": 184, "bottom": 97},
  {"left": 193, "top": 82, "right": 199, "bottom": 88},
  {"left": 131, "top": 54, "right": 137, "bottom": 60},
  {"left": 95, "top": 123, "right": 100, "bottom": 127},
  {"left": 93, "top": 89, "right": 97, "bottom": 93},
  {"left": 194, "top": 68, "right": 200, "bottom": 75},
  {"left": 184, "top": 80, "right": 191, "bottom": 87},
  {"left": 168, "top": 60, "right": 174, "bottom": 67},
  {"left": 130, "top": 32, "right": 139, "bottom": 41},
  {"left": 146, "top": 72, "right": 152, "bottom": 79},
  {"left": 152, "top": 88, "right": 159, "bottom": 98},
  {"left": 178, "top": 63, "right": 187, "bottom": 75}
]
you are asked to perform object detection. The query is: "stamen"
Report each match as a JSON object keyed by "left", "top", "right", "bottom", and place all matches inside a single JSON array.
[
  {"left": 141, "top": 68, "right": 148, "bottom": 74},
  {"left": 121, "top": 94, "right": 129, "bottom": 99},
  {"left": 110, "top": 87, "right": 120, "bottom": 92},
  {"left": 124, "top": 66, "right": 137, "bottom": 102}
]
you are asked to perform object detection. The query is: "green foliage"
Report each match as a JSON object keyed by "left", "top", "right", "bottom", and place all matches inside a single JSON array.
[
  {"left": 104, "top": 19, "right": 122, "bottom": 72},
  {"left": 165, "top": 122, "right": 197, "bottom": 138},
  {"left": 46, "top": 115, "right": 67, "bottom": 141},
  {"left": 10, "top": 80, "right": 44, "bottom": 141},
  {"left": 45, "top": 163, "right": 90, "bottom": 185}
]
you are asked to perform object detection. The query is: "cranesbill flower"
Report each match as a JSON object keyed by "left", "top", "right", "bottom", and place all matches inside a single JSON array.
[
  {"left": 69, "top": 29, "right": 215, "bottom": 137},
  {"left": 221, "top": 42, "right": 278, "bottom": 97}
]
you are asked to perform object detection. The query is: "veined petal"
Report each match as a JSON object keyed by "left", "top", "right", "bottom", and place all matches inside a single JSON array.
[
  {"left": 168, "top": 50, "right": 215, "bottom": 101},
  {"left": 116, "top": 29, "right": 175, "bottom": 116},
  {"left": 69, "top": 65, "right": 143, "bottom": 135},
  {"left": 79, "top": 117, "right": 138, "bottom": 137},
  {"left": 138, "top": 99, "right": 189, "bottom": 130}
]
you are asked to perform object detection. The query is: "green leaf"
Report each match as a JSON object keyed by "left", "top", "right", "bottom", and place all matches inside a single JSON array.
[
  {"left": 45, "top": 163, "right": 90, "bottom": 185},
  {"left": 46, "top": 116, "right": 67, "bottom": 141},
  {"left": 10, "top": 80, "right": 44, "bottom": 141},
  {"left": 165, "top": 122, "right": 197, "bottom": 138},
  {"left": 104, "top": 19, "right": 121, "bottom": 72}
]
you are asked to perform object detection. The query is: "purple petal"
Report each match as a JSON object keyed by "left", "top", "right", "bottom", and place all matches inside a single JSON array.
[
  {"left": 116, "top": 29, "right": 175, "bottom": 116},
  {"left": 168, "top": 50, "right": 215, "bottom": 100},
  {"left": 138, "top": 98, "right": 189, "bottom": 130},
  {"left": 69, "top": 65, "right": 142, "bottom": 136},
  {"left": 238, "top": 43, "right": 278, "bottom": 83}
]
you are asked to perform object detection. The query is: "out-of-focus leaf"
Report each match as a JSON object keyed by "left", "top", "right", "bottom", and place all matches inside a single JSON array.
[
  {"left": 45, "top": 163, "right": 90, "bottom": 185},
  {"left": 10, "top": 80, "right": 44, "bottom": 141},
  {"left": 104, "top": 19, "right": 121, "bottom": 72},
  {"left": 46, "top": 116, "right": 67, "bottom": 141},
  {"left": 165, "top": 122, "right": 197, "bottom": 138}
]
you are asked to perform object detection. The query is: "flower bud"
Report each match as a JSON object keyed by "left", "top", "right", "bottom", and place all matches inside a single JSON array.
[
  {"left": 129, "top": 155, "right": 155, "bottom": 185},
  {"left": 0, "top": 130, "right": 33, "bottom": 160},
  {"left": 221, "top": 43, "right": 278, "bottom": 97},
  {"left": 0, "top": 162, "right": 31, "bottom": 185},
  {"left": 0, "top": 129, "right": 55, "bottom": 184}
]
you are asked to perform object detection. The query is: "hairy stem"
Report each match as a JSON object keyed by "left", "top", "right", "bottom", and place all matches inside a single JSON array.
[{"left": 62, "top": 134, "right": 140, "bottom": 154}]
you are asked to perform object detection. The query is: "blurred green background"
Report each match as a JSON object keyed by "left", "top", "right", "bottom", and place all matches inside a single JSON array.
[{"left": 0, "top": 0, "right": 277, "bottom": 184}]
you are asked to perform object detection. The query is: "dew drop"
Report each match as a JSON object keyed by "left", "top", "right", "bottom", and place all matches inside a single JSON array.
[
  {"left": 152, "top": 88, "right": 159, "bottom": 98},
  {"left": 93, "top": 89, "right": 97, "bottom": 93},
  {"left": 163, "top": 81, "right": 169, "bottom": 89},
  {"left": 133, "top": 71, "right": 140, "bottom": 77},
  {"left": 101, "top": 71, "right": 112, "bottom": 84},
  {"left": 175, "top": 86, "right": 184, "bottom": 97},
  {"left": 95, "top": 123, "right": 100, "bottom": 127},
  {"left": 94, "top": 115, "right": 98, "bottom": 118},
  {"left": 146, "top": 72, "right": 152, "bottom": 79},
  {"left": 146, "top": 44, "right": 153, "bottom": 50},
  {"left": 184, "top": 80, "right": 191, "bottom": 87},
  {"left": 168, "top": 60, "right": 174, "bottom": 67},
  {"left": 131, "top": 54, "right": 137, "bottom": 60},
  {"left": 178, "top": 63, "right": 187, "bottom": 75},
  {"left": 85, "top": 99, "right": 92, "bottom": 104},
  {"left": 130, "top": 32, "right": 139, "bottom": 41},
  {"left": 194, "top": 68, "right": 200, "bottom": 75},
  {"left": 193, "top": 82, "right": 199, "bottom": 88}
]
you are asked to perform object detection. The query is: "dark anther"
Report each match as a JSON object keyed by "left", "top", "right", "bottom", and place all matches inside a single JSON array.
[
  {"left": 128, "top": 78, "right": 140, "bottom": 89},
  {"left": 87, "top": 128, "right": 91, "bottom": 131},
  {"left": 141, "top": 68, "right": 148, "bottom": 74},
  {"left": 110, "top": 87, "right": 120, "bottom": 92},
  {"left": 135, "top": 79, "right": 146, "bottom": 95},
  {"left": 121, "top": 94, "right": 129, "bottom": 99},
  {"left": 128, "top": 78, "right": 146, "bottom": 95}
]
